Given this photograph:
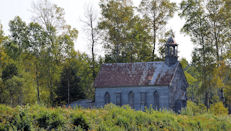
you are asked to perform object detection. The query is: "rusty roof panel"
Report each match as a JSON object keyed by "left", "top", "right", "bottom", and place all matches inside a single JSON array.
[{"left": 94, "top": 61, "right": 179, "bottom": 88}]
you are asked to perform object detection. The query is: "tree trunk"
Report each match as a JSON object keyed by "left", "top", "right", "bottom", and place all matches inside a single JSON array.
[
  {"left": 90, "top": 18, "right": 96, "bottom": 79},
  {"left": 68, "top": 79, "right": 70, "bottom": 105},
  {"left": 214, "top": 22, "right": 219, "bottom": 63},
  {"left": 152, "top": 16, "right": 156, "bottom": 61},
  {"left": 35, "top": 64, "right": 40, "bottom": 104},
  {"left": 205, "top": 91, "right": 209, "bottom": 109}
]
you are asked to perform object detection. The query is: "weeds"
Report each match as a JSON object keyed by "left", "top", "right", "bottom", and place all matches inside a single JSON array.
[{"left": 0, "top": 103, "right": 230, "bottom": 130}]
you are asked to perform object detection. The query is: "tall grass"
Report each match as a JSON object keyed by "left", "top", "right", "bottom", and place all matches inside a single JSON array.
[{"left": 0, "top": 103, "right": 230, "bottom": 130}]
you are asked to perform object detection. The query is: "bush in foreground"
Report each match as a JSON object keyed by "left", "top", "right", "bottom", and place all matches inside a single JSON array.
[{"left": 0, "top": 103, "right": 231, "bottom": 130}]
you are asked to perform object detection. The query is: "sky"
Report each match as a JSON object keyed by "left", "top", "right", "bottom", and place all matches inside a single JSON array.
[{"left": 0, "top": 0, "right": 194, "bottom": 62}]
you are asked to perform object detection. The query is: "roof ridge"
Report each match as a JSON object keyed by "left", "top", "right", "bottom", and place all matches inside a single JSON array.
[{"left": 103, "top": 61, "right": 164, "bottom": 65}]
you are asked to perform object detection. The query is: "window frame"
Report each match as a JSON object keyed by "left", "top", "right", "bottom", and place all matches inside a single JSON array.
[{"left": 115, "top": 92, "right": 122, "bottom": 106}]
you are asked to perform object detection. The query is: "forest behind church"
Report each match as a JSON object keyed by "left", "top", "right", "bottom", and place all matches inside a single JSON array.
[{"left": 0, "top": 0, "right": 231, "bottom": 128}]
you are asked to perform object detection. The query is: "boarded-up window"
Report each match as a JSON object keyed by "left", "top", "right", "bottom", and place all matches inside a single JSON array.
[
  {"left": 116, "top": 93, "right": 121, "bottom": 106},
  {"left": 104, "top": 92, "right": 110, "bottom": 104},
  {"left": 154, "top": 91, "right": 159, "bottom": 109},
  {"left": 128, "top": 91, "right": 134, "bottom": 108}
]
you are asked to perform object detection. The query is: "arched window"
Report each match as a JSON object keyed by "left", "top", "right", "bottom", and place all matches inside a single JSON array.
[
  {"left": 154, "top": 91, "right": 159, "bottom": 110},
  {"left": 128, "top": 91, "right": 134, "bottom": 108},
  {"left": 104, "top": 92, "right": 110, "bottom": 104}
]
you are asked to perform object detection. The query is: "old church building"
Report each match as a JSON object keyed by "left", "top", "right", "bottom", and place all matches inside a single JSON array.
[{"left": 94, "top": 38, "right": 188, "bottom": 112}]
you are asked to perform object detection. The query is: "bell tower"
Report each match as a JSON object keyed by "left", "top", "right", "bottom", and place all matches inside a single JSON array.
[{"left": 165, "top": 37, "right": 178, "bottom": 66}]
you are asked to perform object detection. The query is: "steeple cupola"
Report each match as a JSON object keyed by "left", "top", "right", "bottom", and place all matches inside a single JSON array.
[{"left": 165, "top": 37, "right": 178, "bottom": 66}]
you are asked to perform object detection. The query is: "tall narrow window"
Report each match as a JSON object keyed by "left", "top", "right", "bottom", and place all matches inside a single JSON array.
[
  {"left": 140, "top": 92, "right": 146, "bottom": 110},
  {"left": 154, "top": 91, "right": 160, "bottom": 110},
  {"left": 128, "top": 91, "right": 134, "bottom": 108},
  {"left": 116, "top": 93, "right": 121, "bottom": 106},
  {"left": 104, "top": 92, "right": 110, "bottom": 104}
]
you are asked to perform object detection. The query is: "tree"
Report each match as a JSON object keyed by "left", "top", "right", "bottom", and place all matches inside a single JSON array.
[
  {"left": 1, "top": 63, "right": 25, "bottom": 106},
  {"left": 4, "top": 16, "right": 29, "bottom": 60},
  {"left": 81, "top": 3, "right": 98, "bottom": 79},
  {"left": 180, "top": 58, "right": 200, "bottom": 103},
  {"left": 4, "top": 76, "right": 24, "bottom": 106},
  {"left": 138, "top": 0, "right": 177, "bottom": 60},
  {"left": 206, "top": 0, "right": 231, "bottom": 105},
  {"left": 2, "top": 63, "right": 18, "bottom": 82},
  {"left": 98, "top": 0, "right": 152, "bottom": 63},
  {"left": 75, "top": 52, "right": 96, "bottom": 100},
  {"left": 180, "top": 0, "right": 231, "bottom": 108},
  {"left": 26, "top": 22, "right": 47, "bottom": 104},
  {"left": 98, "top": 0, "right": 134, "bottom": 62},
  {"left": 0, "top": 24, "right": 9, "bottom": 69},
  {"left": 31, "top": 0, "right": 78, "bottom": 105},
  {"left": 212, "top": 61, "right": 230, "bottom": 103},
  {"left": 31, "top": 0, "right": 65, "bottom": 33},
  {"left": 206, "top": 0, "right": 230, "bottom": 63},
  {"left": 56, "top": 62, "right": 84, "bottom": 105},
  {"left": 180, "top": 0, "right": 216, "bottom": 108}
]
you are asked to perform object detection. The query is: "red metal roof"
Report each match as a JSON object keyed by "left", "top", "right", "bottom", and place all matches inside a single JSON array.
[{"left": 94, "top": 61, "right": 179, "bottom": 88}]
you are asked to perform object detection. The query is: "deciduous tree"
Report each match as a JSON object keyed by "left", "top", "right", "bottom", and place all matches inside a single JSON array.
[{"left": 138, "top": 0, "right": 176, "bottom": 60}]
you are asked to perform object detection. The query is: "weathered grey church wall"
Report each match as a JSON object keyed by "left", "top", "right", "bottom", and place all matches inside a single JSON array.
[
  {"left": 95, "top": 86, "right": 169, "bottom": 110},
  {"left": 169, "top": 63, "right": 188, "bottom": 111}
]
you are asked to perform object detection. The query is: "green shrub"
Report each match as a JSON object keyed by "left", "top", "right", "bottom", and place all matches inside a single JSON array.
[
  {"left": 209, "top": 102, "right": 228, "bottom": 115},
  {"left": 0, "top": 123, "right": 10, "bottom": 131},
  {"left": 181, "top": 101, "right": 207, "bottom": 115},
  {"left": 36, "top": 110, "right": 52, "bottom": 129},
  {"left": 0, "top": 104, "right": 230, "bottom": 130},
  {"left": 71, "top": 114, "right": 90, "bottom": 130},
  {"left": 115, "top": 116, "right": 129, "bottom": 128},
  {"left": 9, "top": 106, "right": 33, "bottom": 131},
  {"left": 36, "top": 110, "right": 65, "bottom": 129}
]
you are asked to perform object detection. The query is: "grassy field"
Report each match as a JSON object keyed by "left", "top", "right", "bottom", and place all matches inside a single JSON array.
[{"left": 0, "top": 103, "right": 231, "bottom": 131}]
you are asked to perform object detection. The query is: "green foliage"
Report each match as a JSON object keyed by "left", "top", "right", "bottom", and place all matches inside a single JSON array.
[
  {"left": 74, "top": 52, "right": 96, "bottom": 99},
  {"left": 2, "top": 63, "right": 18, "bottom": 81},
  {"left": 0, "top": 104, "right": 230, "bottom": 130},
  {"left": 55, "top": 61, "right": 84, "bottom": 105},
  {"left": 181, "top": 101, "right": 207, "bottom": 116},
  {"left": 180, "top": 0, "right": 231, "bottom": 109},
  {"left": 10, "top": 106, "right": 32, "bottom": 130},
  {"left": 138, "top": 0, "right": 177, "bottom": 60},
  {"left": 35, "top": 109, "right": 66, "bottom": 129},
  {"left": 71, "top": 114, "right": 90, "bottom": 130},
  {"left": 98, "top": 0, "right": 153, "bottom": 63},
  {"left": 209, "top": 102, "right": 228, "bottom": 115}
]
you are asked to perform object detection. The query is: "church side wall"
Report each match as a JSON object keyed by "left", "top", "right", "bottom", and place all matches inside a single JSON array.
[
  {"left": 169, "top": 64, "right": 188, "bottom": 111},
  {"left": 95, "top": 86, "right": 169, "bottom": 110}
]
